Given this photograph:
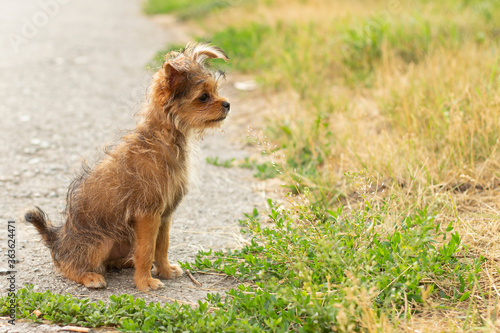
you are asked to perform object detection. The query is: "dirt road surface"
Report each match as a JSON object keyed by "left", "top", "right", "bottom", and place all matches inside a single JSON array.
[{"left": 0, "top": 1, "right": 265, "bottom": 330}]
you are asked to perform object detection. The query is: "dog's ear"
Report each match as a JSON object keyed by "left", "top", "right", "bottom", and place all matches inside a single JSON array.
[
  {"left": 163, "top": 59, "right": 187, "bottom": 90},
  {"left": 184, "top": 42, "right": 229, "bottom": 65}
]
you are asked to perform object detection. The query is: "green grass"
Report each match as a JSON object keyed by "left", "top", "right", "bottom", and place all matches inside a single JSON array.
[
  {"left": 143, "top": 0, "right": 235, "bottom": 19},
  {"left": 146, "top": 23, "right": 271, "bottom": 72},
  {"left": 1, "top": 199, "right": 482, "bottom": 331},
  {"left": 239, "top": 157, "right": 280, "bottom": 180},
  {"left": 188, "top": 199, "right": 481, "bottom": 308},
  {"left": 206, "top": 156, "right": 280, "bottom": 179},
  {"left": 340, "top": 14, "right": 432, "bottom": 80},
  {"left": 206, "top": 156, "right": 235, "bottom": 168}
]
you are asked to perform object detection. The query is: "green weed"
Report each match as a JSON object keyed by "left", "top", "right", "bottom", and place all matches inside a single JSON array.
[
  {"left": 206, "top": 156, "right": 235, "bottom": 168},
  {"left": 1, "top": 199, "right": 482, "bottom": 331},
  {"left": 143, "top": 0, "right": 235, "bottom": 19},
  {"left": 341, "top": 14, "right": 432, "bottom": 79},
  {"left": 147, "top": 23, "right": 271, "bottom": 72},
  {"left": 185, "top": 199, "right": 481, "bottom": 306},
  {"left": 239, "top": 157, "right": 280, "bottom": 179}
]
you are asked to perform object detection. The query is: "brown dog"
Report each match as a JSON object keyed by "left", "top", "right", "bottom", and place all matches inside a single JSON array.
[{"left": 24, "top": 43, "right": 230, "bottom": 291}]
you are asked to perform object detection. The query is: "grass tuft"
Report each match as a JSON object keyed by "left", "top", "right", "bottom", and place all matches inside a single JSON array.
[{"left": 143, "top": 0, "right": 238, "bottom": 19}]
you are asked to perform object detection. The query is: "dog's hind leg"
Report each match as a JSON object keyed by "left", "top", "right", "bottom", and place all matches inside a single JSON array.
[
  {"left": 59, "top": 239, "right": 113, "bottom": 289},
  {"left": 105, "top": 257, "right": 134, "bottom": 270},
  {"left": 104, "top": 242, "right": 133, "bottom": 270}
]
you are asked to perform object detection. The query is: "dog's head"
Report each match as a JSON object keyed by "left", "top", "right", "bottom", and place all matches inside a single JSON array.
[{"left": 151, "top": 42, "right": 230, "bottom": 132}]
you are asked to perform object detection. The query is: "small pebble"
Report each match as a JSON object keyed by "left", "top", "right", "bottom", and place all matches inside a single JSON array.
[
  {"left": 19, "top": 115, "right": 31, "bottom": 122},
  {"left": 235, "top": 80, "right": 257, "bottom": 91}
]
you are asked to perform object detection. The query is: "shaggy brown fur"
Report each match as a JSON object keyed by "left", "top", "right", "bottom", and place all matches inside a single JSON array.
[{"left": 24, "top": 43, "right": 230, "bottom": 291}]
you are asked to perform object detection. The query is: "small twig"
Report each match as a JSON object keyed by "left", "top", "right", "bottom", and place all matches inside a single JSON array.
[
  {"left": 455, "top": 253, "right": 500, "bottom": 261},
  {"left": 205, "top": 276, "right": 228, "bottom": 289},
  {"left": 186, "top": 270, "right": 203, "bottom": 287},
  {"left": 485, "top": 264, "right": 500, "bottom": 297},
  {"left": 377, "top": 265, "right": 413, "bottom": 297}
]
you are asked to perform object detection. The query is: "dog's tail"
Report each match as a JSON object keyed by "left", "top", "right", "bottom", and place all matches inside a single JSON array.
[{"left": 24, "top": 207, "right": 58, "bottom": 249}]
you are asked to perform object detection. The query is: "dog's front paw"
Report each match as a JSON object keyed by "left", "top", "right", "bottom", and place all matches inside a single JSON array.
[
  {"left": 135, "top": 277, "right": 164, "bottom": 291},
  {"left": 156, "top": 264, "right": 183, "bottom": 279},
  {"left": 81, "top": 272, "right": 107, "bottom": 289}
]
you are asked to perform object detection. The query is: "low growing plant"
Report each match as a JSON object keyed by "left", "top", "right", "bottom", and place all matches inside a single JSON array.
[{"left": 1, "top": 198, "right": 482, "bottom": 332}]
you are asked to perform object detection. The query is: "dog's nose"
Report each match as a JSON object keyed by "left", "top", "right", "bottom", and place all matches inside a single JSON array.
[{"left": 222, "top": 101, "right": 230, "bottom": 112}]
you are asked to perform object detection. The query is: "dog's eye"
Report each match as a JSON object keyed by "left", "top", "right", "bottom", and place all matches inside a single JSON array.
[{"left": 199, "top": 93, "right": 209, "bottom": 103}]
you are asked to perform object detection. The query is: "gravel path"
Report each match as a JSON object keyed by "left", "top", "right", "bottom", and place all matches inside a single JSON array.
[{"left": 0, "top": 0, "right": 265, "bottom": 328}]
